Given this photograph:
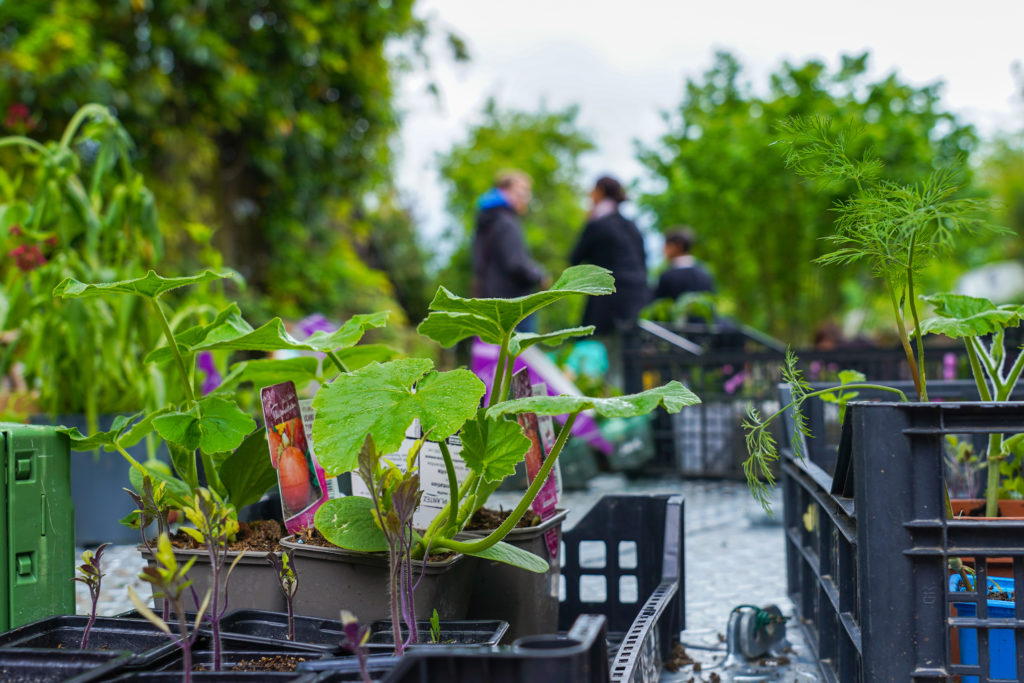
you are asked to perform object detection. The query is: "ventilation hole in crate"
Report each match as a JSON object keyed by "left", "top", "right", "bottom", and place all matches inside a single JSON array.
[
  {"left": 558, "top": 574, "right": 566, "bottom": 602},
  {"left": 559, "top": 540, "right": 565, "bottom": 569},
  {"left": 618, "top": 541, "right": 637, "bottom": 569},
  {"left": 619, "top": 575, "right": 638, "bottom": 603},
  {"left": 580, "top": 574, "right": 606, "bottom": 603},
  {"left": 578, "top": 540, "right": 606, "bottom": 569}
]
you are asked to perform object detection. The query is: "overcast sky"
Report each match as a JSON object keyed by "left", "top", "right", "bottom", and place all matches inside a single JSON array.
[{"left": 395, "top": 0, "right": 1024, "bottom": 249}]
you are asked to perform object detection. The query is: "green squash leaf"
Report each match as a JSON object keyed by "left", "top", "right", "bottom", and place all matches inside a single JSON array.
[
  {"left": 462, "top": 540, "right": 549, "bottom": 573},
  {"left": 59, "top": 413, "right": 138, "bottom": 452},
  {"left": 508, "top": 326, "right": 596, "bottom": 356},
  {"left": 153, "top": 396, "right": 256, "bottom": 455},
  {"left": 920, "top": 293, "right": 1024, "bottom": 339},
  {"left": 218, "top": 430, "right": 279, "bottom": 510},
  {"left": 145, "top": 304, "right": 253, "bottom": 365},
  {"left": 460, "top": 412, "right": 532, "bottom": 483},
  {"left": 312, "top": 359, "right": 484, "bottom": 475},
  {"left": 313, "top": 496, "right": 388, "bottom": 552},
  {"left": 54, "top": 269, "right": 238, "bottom": 301},
  {"left": 332, "top": 343, "right": 401, "bottom": 371},
  {"left": 418, "top": 265, "right": 614, "bottom": 347},
  {"left": 218, "top": 357, "right": 322, "bottom": 392},
  {"left": 128, "top": 462, "right": 193, "bottom": 509},
  {"left": 196, "top": 311, "right": 389, "bottom": 354},
  {"left": 486, "top": 381, "right": 700, "bottom": 419}
]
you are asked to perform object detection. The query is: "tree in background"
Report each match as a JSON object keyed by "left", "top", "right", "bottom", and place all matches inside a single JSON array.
[
  {"left": 979, "top": 131, "right": 1024, "bottom": 258},
  {"left": 436, "top": 99, "right": 594, "bottom": 331},
  {"left": 637, "top": 51, "right": 980, "bottom": 342},
  {"left": 0, "top": 0, "right": 449, "bottom": 327}
]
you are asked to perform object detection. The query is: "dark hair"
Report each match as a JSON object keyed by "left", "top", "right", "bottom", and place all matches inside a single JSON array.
[
  {"left": 594, "top": 176, "right": 626, "bottom": 204},
  {"left": 665, "top": 226, "right": 696, "bottom": 253}
]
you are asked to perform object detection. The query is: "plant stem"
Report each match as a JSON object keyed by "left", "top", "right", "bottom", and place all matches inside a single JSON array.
[
  {"left": 59, "top": 103, "right": 110, "bottom": 150},
  {"left": 438, "top": 413, "right": 577, "bottom": 555},
  {"left": 488, "top": 338, "right": 510, "bottom": 407},
  {"left": 905, "top": 250, "right": 928, "bottom": 401},
  {"left": 965, "top": 338, "right": 994, "bottom": 402},
  {"left": 0, "top": 136, "right": 49, "bottom": 155},
  {"left": 887, "top": 284, "right": 923, "bottom": 400},
  {"left": 81, "top": 588, "right": 99, "bottom": 649},
  {"left": 150, "top": 298, "right": 196, "bottom": 404},
  {"left": 325, "top": 350, "right": 349, "bottom": 374},
  {"left": 437, "top": 440, "right": 460, "bottom": 536},
  {"left": 986, "top": 433, "right": 1003, "bottom": 518}
]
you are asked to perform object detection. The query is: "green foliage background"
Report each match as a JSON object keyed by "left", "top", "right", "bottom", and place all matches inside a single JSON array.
[{"left": 636, "top": 51, "right": 989, "bottom": 341}]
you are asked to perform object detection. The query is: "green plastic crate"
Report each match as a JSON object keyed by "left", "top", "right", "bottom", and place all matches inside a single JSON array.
[{"left": 0, "top": 423, "right": 75, "bottom": 630}]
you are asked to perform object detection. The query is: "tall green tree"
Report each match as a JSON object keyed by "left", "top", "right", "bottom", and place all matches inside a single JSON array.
[
  {"left": 637, "top": 51, "right": 979, "bottom": 341},
  {"left": 0, "top": 0, "right": 443, "bottom": 324},
  {"left": 436, "top": 99, "right": 594, "bottom": 331}
]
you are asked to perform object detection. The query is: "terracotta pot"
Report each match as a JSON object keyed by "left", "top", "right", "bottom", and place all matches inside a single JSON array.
[{"left": 950, "top": 498, "right": 1024, "bottom": 577}]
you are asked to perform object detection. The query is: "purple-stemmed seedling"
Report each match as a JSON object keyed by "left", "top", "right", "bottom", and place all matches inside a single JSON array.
[
  {"left": 124, "top": 473, "right": 174, "bottom": 621},
  {"left": 181, "top": 487, "right": 246, "bottom": 673},
  {"left": 71, "top": 543, "right": 110, "bottom": 649},
  {"left": 129, "top": 533, "right": 208, "bottom": 683},
  {"left": 265, "top": 550, "right": 298, "bottom": 641},
  {"left": 340, "top": 610, "right": 372, "bottom": 683}
]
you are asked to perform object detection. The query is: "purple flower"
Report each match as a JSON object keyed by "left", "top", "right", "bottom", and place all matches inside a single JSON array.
[
  {"left": 197, "top": 351, "right": 222, "bottom": 394},
  {"left": 297, "top": 313, "right": 336, "bottom": 339}
]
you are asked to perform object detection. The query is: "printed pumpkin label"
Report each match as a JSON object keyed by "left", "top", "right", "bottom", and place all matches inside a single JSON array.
[{"left": 261, "top": 381, "right": 332, "bottom": 533}]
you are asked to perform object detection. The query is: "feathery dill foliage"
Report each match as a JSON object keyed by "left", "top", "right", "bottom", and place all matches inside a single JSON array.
[
  {"left": 776, "top": 116, "right": 991, "bottom": 401},
  {"left": 742, "top": 350, "right": 810, "bottom": 512}
]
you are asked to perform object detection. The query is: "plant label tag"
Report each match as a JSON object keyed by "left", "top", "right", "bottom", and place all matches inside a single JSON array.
[
  {"left": 299, "top": 399, "right": 348, "bottom": 500},
  {"left": 350, "top": 420, "right": 468, "bottom": 530},
  {"left": 261, "top": 381, "right": 330, "bottom": 534},
  {"left": 512, "top": 370, "right": 560, "bottom": 559}
]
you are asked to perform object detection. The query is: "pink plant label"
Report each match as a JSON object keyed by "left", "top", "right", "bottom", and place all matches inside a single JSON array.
[
  {"left": 512, "top": 369, "right": 560, "bottom": 559},
  {"left": 261, "top": 381, "right": 332, "bottom": 534}
]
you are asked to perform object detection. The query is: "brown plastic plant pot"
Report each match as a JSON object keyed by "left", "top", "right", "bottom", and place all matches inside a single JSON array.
[
  {"left": 139, "top": 546, "right": 286, "bottom": 614},
  {"left": 460, "top": 509, "right": 567, "bottom": 642},
  {"left": 278, "top": 535, "right": 475, "bottom": 622}
]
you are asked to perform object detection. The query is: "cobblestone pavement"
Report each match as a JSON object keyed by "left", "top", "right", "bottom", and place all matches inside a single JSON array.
[{"left": 78, "top": 474, "right": 823, "bottom": 681}]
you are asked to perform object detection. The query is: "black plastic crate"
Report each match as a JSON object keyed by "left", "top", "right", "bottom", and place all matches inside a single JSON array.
[
  {"left": 782, "top": 400, "right": 1024, "bottom": 682},
  {"left": 305, "top": 493, "right": 683, "bottom": 683}
]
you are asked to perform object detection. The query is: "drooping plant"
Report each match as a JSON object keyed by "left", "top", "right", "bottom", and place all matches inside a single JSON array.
[
  {"left": 128, "top": 533, "right": 208, "bottom": 683},
  {"left": 265, "top": 550, "right": 298, "bottom": 642},
  {"left": 310, "top": 265, "right": 700, "bottom": 647},
  {"left": 71, "top": 543, "right": 110, "bottom": 649}
]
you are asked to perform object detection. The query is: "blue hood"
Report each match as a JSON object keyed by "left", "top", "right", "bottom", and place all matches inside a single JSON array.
[{"left": 476, "top": 187, "right": 510, "bottom": 211}]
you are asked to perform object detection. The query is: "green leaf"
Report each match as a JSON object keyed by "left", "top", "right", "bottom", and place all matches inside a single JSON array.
[
  {"left": 920, "top": 293, "right": 1024, "bottom": 339},
  {"left": 418, "top": 265, "right": 614, "bottom": 347},
  {"left": 58, "top": 412, "right": 141, "bottom": 452},
  {"left": 332, "top": 344, "right": 401, "bottom": 371},
  {"left": 459, "top": 412, "right": 531, "bottom": 483},
  {"left": 508, "top": 326, "right": 595, "bottom": 356},
  {"left": 313, "top": 496, "right": 388, "bottom": 552},
  {"left": 219, "top": 357, "right": 322, "bottom": 392},
  {"left": 167, "top": 441, "right": 199, "bottom": 490},
  {"left": 128, "top": 462, "right": 193, "bottom": 509},
  {"left": 153, "top": 397, "right": 255, "bottom": 455},
  {"left": 463, "top": 540, "right": 549, "bottom": 573},
  {"left": 312, "top": 359, "right": 484, "bottom": 474},
  {"left": 193, "top": 311, "right": 389, "bottom": 354},
  {"left": 53, "top": 269, "right": 238, "bottom": 301},
  {"left": 145, "top": 304, "right": 253, "bottom": 365},
  {"left": 218, "top": 430, "right": 278, "bottom": 510},
  {"left": 486, "top": 381, "right": 700, "bottom": 419}
]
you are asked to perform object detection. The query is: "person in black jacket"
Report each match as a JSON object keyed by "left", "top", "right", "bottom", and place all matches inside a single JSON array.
[
  {"left": 473, "top": 171, "right": 547, "bottom": 305},
  {"left": 652, "top": 227, "right": 715, "bottom": 301},
  {"left": 569, "top": 176, "right": 649, "bottom": 335}
]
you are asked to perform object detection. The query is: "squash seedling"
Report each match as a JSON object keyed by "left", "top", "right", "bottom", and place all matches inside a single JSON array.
[
  {"left": 72, "top": 543, "right": 110, "bottom": 649},
  {"left": 128, "top": 533, "right": 209, "bottom": 683},
  {"left": 311, "top": 265, "right": 700, "bottom": 649}
]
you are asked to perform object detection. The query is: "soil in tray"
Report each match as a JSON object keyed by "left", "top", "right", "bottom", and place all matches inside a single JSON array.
[
  {"left": 195, "top": 655, "right": 308, "bottom": 672},
  {"left": 169, "top": 519, "right": 285, "bottom": 552},
  {"left": 294, "top": 527, "right": 456, "bottom": 561},
  {"left": 463, "top": 507, "right": 542, "bottom": 531}
]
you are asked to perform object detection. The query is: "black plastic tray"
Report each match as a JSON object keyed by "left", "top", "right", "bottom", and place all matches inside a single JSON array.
[{"left": 0, "top": 647, "right": 132, "bottom": 682}]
